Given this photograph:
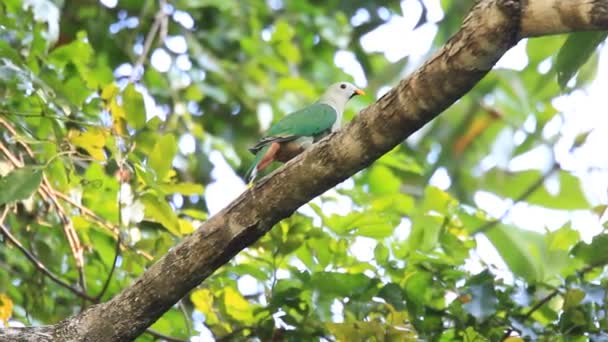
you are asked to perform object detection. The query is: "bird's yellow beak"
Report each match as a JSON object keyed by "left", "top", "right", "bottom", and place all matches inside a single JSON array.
[{"left": 354, "top": 88, "right": 365, "bottom": 96}]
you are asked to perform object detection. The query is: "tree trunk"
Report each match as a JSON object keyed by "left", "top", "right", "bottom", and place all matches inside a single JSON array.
[{"left": 2, "top": 0, "right": 607, "bottom": 340}]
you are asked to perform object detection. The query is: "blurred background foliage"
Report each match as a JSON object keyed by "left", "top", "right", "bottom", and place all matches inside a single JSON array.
[{"left": 1, "top": 0, "right": 607, "bottom": 340}]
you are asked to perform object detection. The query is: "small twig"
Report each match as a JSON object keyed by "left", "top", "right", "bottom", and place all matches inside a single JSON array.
[
  {"left": 129, "top": 0, "right": 168, "bottom": 83},
  {"left": 95, "top": 235, "right": 122, "bottom": 302},
  {"left": 178, "top": 300, "right": 192, "bottom": 337},
  {"left": 95, "top": 139, "right": 128, "bottom": 302}
]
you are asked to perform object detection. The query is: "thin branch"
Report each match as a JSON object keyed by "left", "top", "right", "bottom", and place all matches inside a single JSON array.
[
  {"left": 95, "top": 136, "right": 128, "bottom": 302},
  {"left": 95, "top": 235, "right": 122, "bottom": 302},
  {"left": 145, "top": 329, "right": 188, "bottom": 342},
  {"left": 178, "top": 300, "right": 192, "bottom": 338},
  {"left": 0, "top": 211, "right": 96, "bottom": 302},
  {"left": 129, "top": 0, "right": 168, "bottom": 83},
  {"left": 2, "top": 209, "right": 184, "bottom": 340},
  {"left": 473, "top": 163, "right": 560, "bottom": 235},
  {"left": 0, "top": 118, "right": 88, "bottom": 297},
  {"left": 502, "top": 262, "right": 605, "bottom": 340}
]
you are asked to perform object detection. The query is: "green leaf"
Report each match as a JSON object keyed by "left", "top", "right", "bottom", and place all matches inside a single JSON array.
[
  {"left": 158, "top": 182, "right": 204, "bottom": 195},
  {"left": 325, "top": 212, "right": 394, "bottom": 238},
  {"left": 68, "top": 128, "right": 108, "bottom": 161},
  {"left": 221, "top": 287, "right": 254, "bottom": 323},
  {"left": 191, "top": 288, "right": 218, "bottom": 325},
  {"left": 484, "top": 224, "right": 543, "bottom": 283},
  {"left": 149, "top": 134, "right": 177, "bottom": 180},
  {"left": 563, "top": 288, "right": 585, "bottom": 310},
  {"left": 374, "top": 243, "right": 389, "bottom": 265},
  {"left": 482, "top": 169, "right": 590, "bottom": 210},
  {"left": 311, "top": 272, "right": 372, "bottom": 297},
  {"left": 0, "top": 167, "right": 43, "bottom": 205},
  {"left": 140, "top": 193, "right": 180, "bottom": 235},
  {"left": 367, "top": 165, "right": 400, "bottom": 195},
  {"left": 0, "top": 40, "right": 22, "bottom": 64},
  {"left": 555, "top": 31, "right": 607, "bottom": 89},
  {"left": 123, "top": 84, "right": 146, "bottom": 129},
  {"left": 378, "top": 283, "right": 406, "bottom": 310},
  {"left": 463, "top": 271, "right": 498, "bottom": 320},
  {"left": 403, "top": 270, "right": 434, "bottom": 308},
  {"left": 572, "top": 234, "right": 608, "bottom": 266}
]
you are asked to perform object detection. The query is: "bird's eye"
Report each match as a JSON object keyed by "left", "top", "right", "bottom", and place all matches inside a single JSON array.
[{"left": 340, "top": 84, "right": 346, "bottom": 89}]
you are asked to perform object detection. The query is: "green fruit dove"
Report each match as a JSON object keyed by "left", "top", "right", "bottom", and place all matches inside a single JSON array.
[{"left": 245, "top": 82, "right": 365, "bottom": 183}]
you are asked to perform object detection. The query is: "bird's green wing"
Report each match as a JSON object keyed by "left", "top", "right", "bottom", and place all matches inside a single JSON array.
[
  {"left": 249, "top": 103, "right": 336, "bottom": 154},
  {"left": 267, "top": 103, "right": 336, "bottom": 138}
]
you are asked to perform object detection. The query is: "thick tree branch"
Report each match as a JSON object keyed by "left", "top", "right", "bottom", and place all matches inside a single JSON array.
[
  {"left": 520, "top": 0, "right": 608, "bottom": 37},
  {"left": 2, "top": 0, "right": 607, "bottom": 341}
]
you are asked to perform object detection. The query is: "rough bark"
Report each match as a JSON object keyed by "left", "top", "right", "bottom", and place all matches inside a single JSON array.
[{"left": 1, "top": 0, "right": 607, "bottom": 341}]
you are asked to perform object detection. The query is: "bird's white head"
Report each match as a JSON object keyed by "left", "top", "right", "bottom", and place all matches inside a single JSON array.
[{"left": 319, "top": 81, "right": 365, "bottom": 116}]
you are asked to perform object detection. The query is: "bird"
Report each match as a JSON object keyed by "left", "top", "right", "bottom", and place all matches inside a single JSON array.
[{"left": 245, "top": 81, "right": 365, "bottom": 183}]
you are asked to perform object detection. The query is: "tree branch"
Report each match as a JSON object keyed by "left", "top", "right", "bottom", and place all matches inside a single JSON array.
[
  {"left": 520, "top": 0, "right": 608, "bottom": 37},
  {"left": 2, "top": 0, "right": 607, "bottom": 341}
]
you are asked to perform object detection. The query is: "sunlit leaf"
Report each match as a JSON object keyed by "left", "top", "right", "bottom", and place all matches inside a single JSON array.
[
  {"left": 484, "top": 224, "right": 543, "bottom": 282},
  {"left": 555, "top": 31, "right": 608, "bottom": 89},
  {"left": 191, "top": 288, "right": 218, "bottom": 325},
  {"left": 572, "top": 234, "right": 608, "bottom": 266},
  {"left": 140, "top": 193, "right": 180, "bottom": 235},
  {"left": 123, "top": 84, "right": 146, "bottom": 129},
  {"left": 0, "top": 293, "right": 13, "bottom": 325},
  {"left": 311, "top": 272, "right": 373, "bottom": 297},
  {"left": 149, "top": 134, "right": 177, "bottom": 180},
  {"left": 158, "top": 182, "right": 204, "bottom": 195},
  {"left": 482, "top": 168, "right": 590, "bottom": 210},
  {"left": 68, "top": 128, "right": 109, "bottom": 161},
  {"left": 463, "top": 271, "right": 498, "bottom": 320},
  {"left": 0, "top": 166, "right": 43, "bottom": 205},
  {"left": 221, "top": 287, "right": 254, "bottom": 323}
]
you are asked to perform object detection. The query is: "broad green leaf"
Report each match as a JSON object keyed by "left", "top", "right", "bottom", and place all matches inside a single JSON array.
[
  {"left": 325, "top": 212, "right": 394, "bottom": 238},
  {"left": 191, "top": 288, "right": 218, "bottom": 324},
  {"left": 563, "top": 289, "right": 585, "bottom": 310},
  {"left": 68, "top": 128, "right": 108, "bottom": 161},
  {"left": 378, "top": 283, "right": 406, "bottom": 310},
  {"left": 181, "top": 209, "right": 208, "bottom": 220},
  {"left": 403, "top": 271, "right": 432, "bottom": 308},
  {"left": 463, "top": 271, "right": 498, "bottom": 320},
  {"left": 482, "top": 169, "right": 590, "bottom": 210},
  {"left": 327, "top": 321, "right": 416, "bottom": 341},
  {"left": 484, "top": 224, "right": 543, "bottom": 282},
  {"left": 555, "top": 31, "right": 608, "bottom": 89},
  {"left": 546, "top": 224, "right": 579, "bottom": 251},
  {"left": 178, "top": 219, "right": 194, "bottom": 234},
  {"left": 140, "top": 193, "right": 180, "bottom": 235},
  {"left": 149, "top": 309, "right": 188, "bottom": 338},
  {"left": 158, "top": 182, "right": 204, "bottom": 195},
  {"left": 572, "top": 234, "right": 608, "bottom": 266},
  {"left": 374, "top": 243, "right": 389, "bottom": 265},
  {"left": 367, "top": 165, "right": 400, "bottom": 195},
  {"left": 149, "top": 134, "right": 177, "bottom": 180},
  {"left": 378, "top": 147, "right": 424, "bottom": 175},
  {"left": 122, "top": 84, "right": 146, "bottom": 129},
  {"left": 0, "top": 167, "right": 43, "bottom": 205},
  {"left": 0, "top": 40, "right": 22, "bottom": 64},
  {"left": 311, "top": 272, "right": 372, "bottom": 297},
  {"left": 0, "top": 293, "right": 13, "bottom": 323},
  {"left": 221, "top": 287, "right": 254, "bottom": 323}
]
